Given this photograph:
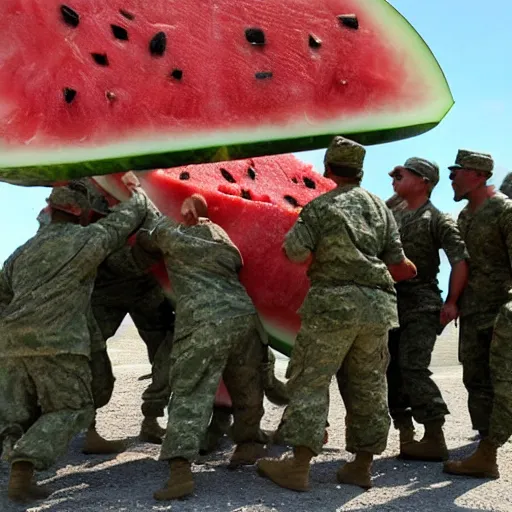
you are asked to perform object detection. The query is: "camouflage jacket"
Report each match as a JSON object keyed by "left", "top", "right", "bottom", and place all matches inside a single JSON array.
[
  {"left": 458, "top": 193, "right": 512, "bottom": 317},
  {"left": 0, "top": 193, "right": 147, "bottom": 358},
  {"left": 500, "top": 172, "right": 512, "bottom": 199},
  {"left": 139, "top": 217, "right": 256, "bottom": 341},
  {"left": 393, "top": 200, "right": 468, "bottom": 319},
  {"left": 284, "top": 184, "right": 405, "bottom": 328}
]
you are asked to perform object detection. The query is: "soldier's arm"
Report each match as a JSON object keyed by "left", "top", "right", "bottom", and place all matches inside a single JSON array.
[
  {"left": 500, "top": 206, "right": 512, "bottom": 268},
  {"left": 86, "top": 190, "right": 148, "bottom": 265},
  {"left": 436, "top": 213, "right": 469, "bottom": 325},
  {"left": 500, "top": 172, "right": 512, "bottom": 199},
  {"left": 283, "top": 205, "right": 317, "bottom": 263},
  {"left": 0, "top": 267, "right": 13, "bottom": 314},
  {"left": 137, "top": 216, "right": 181, "bottom": 257},
  {"left": 381, "top": 208, "right": 417, "bottom": 282}
]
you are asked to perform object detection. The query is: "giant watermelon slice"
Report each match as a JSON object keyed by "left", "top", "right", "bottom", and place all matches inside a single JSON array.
[
  {"left": 95, "top": 154, "right": 335, "bottom": 356},
  {"left": 0, "top": 0, "right": 453, "bottom": 185}
]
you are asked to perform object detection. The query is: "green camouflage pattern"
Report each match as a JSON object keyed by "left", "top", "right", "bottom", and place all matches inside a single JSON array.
[
  {"left": 0, "top": 192, "right": 147, "bottom": 358},
  {"left": 403, "top": 157, "right": 440, "bottom": 185},
  {"left": 499, "top": 172, "right": 512, "bottom": 199},
  {"left": 160, "top": 315, "right": 265, "bottom": 461},
  {"left": 0, "top": 355, "right": 94, "bottom": 470},
  {"left": 458, "top": 194, "right": 512, "bottom": 317},
  {"left": 139, "top": 217, "right": 256, "bottom": 341},
  {"left": 393, "top": 200, "right": 468, "bottom": 321},
  {"left": 324, "top": 136, "right": 366, "bottom": 171},
  {"left": 489, "top": 301, "right": 512, "bottom": 446},
  {"left": 387, "top": 312, "right": 449, "bottom": 428},
  {"left": 449, "top": 149, "right": 494, "bottom": 174},
  {"left": 278, "top": 288, "right": 392, "bottom": 455},
  {"left": 284, "top": 184, "right": 405, "bottom": 296}
]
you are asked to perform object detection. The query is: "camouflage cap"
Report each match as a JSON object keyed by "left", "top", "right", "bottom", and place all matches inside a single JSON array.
[
  {"left": 403, "top": 157, "right": 439, "bottom": 186},
  {"left": 47, "top": 186, "right": 91, "bottom": 216},
  {"left": 68, "top": 178, "right": 110, "bottom": 214},
  {"left": 324, "top": 136, "right": 366, "bottom": 172},
  {"left": 448, "top": 149, "right": 494, "bottom": 175}
]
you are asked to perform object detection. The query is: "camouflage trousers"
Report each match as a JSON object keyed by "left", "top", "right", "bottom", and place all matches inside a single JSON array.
[
  {"left": 459, "top": 312, "right": 496, "bottom": 435},
  {"left": 278, "top": 318, "right": 391, "bottom": 455},
  {"left": 461, "top": 304, "right": 512, "bottom": 446},
  {"left": 387, "top": 312, "right": 449, "bottom": 428},
  {"left": 0, "top": 355, "right": 94, "bottom": 470},
  {"left": 91, "top": 292, "right": 174, "bottom": 418},
  {"left": 160, "top": 315, "right": 265, "bottom": 461}
]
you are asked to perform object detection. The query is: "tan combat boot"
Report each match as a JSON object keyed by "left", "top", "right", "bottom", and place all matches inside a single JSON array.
[
  {"left": 82, "top": 425, "right": 127, "bottom": 455},
  {"left": 153, "top": 458, "right": 194, "bottom": 500},
  {"left": 256, "top": 446, "right": 314, "bottom": 491},
  {"left": 228, "top": 442, "right": 267, "bottom": 469},
  {"left": 336, "top": 452, "right": 373, "bottom": 490},
  {"left": 443, "top": 439, "right": 499, "bottom": 479},
  {"left": 399, "top": 420, "right": 448, "bottom": 462},
  {"left": 139, "top": 417, "right": 166, "bottom": 445},
  {"left": 8, "top": 461, "right": 52, "bottom": 503}
]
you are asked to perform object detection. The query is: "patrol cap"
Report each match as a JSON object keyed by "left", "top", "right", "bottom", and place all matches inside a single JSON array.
[
  {"left": 68, "top": 179, "right": 110, "bottom": 215},
  {"left": 399, "top": 157, "right": 439, "bottom": 186},
  {"left": 47, "top": 186, "right": 91, "bottom": 217},
  {"left": 448, "top": 149, "right": 494, "bottom": 175},
  {"left": 324, "top": 136, "right": 366, "bottom": 176}
]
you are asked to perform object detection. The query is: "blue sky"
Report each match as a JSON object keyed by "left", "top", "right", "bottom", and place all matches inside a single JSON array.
[{"left": 1, "top": 0, "right": 510, "bottom": 297}]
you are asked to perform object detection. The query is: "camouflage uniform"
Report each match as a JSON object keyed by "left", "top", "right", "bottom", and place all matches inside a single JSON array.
[
  {"left": 139, "top": 216, "right": 265, "bottom": 462},
  {"left": 0, "top": 191, "right": 147, "bottom": 470},
  {"left": 277, "top": 142, "right": 405, "bottom": 455},
  {"left": 499, "top": 172, "right": 512, "bottom": 199},
  {"left": 387, "top": 158, "right": 468, "bottom": 429},
  {"left": 458, "top": 188, "right": 512, "bottom": 444}
]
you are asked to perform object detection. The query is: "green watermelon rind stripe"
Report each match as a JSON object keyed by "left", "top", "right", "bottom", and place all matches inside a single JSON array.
[{"left": 0, "top": 121, "right": 444, "bottom": 186}]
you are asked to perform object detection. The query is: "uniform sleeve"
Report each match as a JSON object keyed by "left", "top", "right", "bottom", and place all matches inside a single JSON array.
[
  {"left": 434, "top": 212, "right": 469, "bottom": 266},
  {"left": 380, "top": 207, "right": 406, "bottom": 265},
  {"left": 499, "top": 206, "right": 512, "bottom": 267},
  {"left": 500, "top": 173, "right": 512, "bottom": 199},
  {"left": 86, "top": 191, "right": 148, "bottom": 265},
  {"left": 0, "top": 266, "right": 13, "bottom": 313},
  {"left": 137, "top": 216, "right": 181, "bottom": 256},
  {"left": 283, "top": 204, "right": 318, "bottom": 263}
]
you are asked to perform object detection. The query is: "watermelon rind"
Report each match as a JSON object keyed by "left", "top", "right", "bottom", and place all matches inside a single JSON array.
[{"left": 0, "top": 1, "right": 453, "bottom": 186}]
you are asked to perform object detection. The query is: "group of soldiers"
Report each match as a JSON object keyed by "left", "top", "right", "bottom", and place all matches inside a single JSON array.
[{"left": 0, "top": 135, "right": 511, "bottom": 504}]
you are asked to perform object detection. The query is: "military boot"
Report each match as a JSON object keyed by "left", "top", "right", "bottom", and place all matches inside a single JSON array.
[
  {"left": 399, "top": 420, "right": 448, "bottom": 462},
  {"left": 153, "top": 458, "right": 194, "bottom": 501},
  {"left": 256, "top": 446, "right": 314, "bottom": 491},
  {"left": 139, "top": 417, "right": 166, "bottom": 445},
  {"left": 82, "top": 425, "right": 127, "bottom": 455},
  {"left": 8, "top": 461, "right": 52, "bottom": 503},
  {"left": 443, "top": 439, "right": 499, "bottom": 479},
  {"left": 199, "top": 407, "right": 232, "bottom": 455},
  {"left": 336, "top": 452, "right": 373, "bottom": 490},
  {"left": 228, "top": 442, "right": 267, "bottom": 469}
]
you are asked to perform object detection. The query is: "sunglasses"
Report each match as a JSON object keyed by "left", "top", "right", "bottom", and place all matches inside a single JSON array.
[{"left": 390, "top": 172, "right": 403, "bottom": 181}]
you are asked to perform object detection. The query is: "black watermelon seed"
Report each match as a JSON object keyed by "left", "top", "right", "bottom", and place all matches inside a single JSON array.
[
  {"left": 170, "top": 69, "right": 183, "bottom": 80},
  {"left": 309, "top": 34, "right": 322, "bottom": 48},
  {"left": 245, "top": 28, "right": 265, "bottom": 45},
  {"left": 291, "top": 177, "right": 298, "bottom": 184},
  {"left": 255, "top": 71, "right": 273, "bottom": 80},
  {"left": 111, "top": 25, "right": 129, "bottom": 40},
  {"left": 63, "top": 87, "right": 77, "bottom": 104},
  {"left": 179, "top": 171, "right": 190, "bottom": 180},
  {"left": 60, "top": 5, "right": 79, "bottom": 27},
  {"left": 303, "top": 177, "right": 316, "bottom": 189},
  {"left": 220, "top": 168, "right": 236, "bottom": 183},
  {"left": 150, "top": 32, "right": 167, "bottom": 56},
  {"left": 338, "top": 14, "right": 359, "bottom": 30},
  {"left": 284, "top": 195, "right": 300, "bottom": 207},
  {"left": 241, "top": 190, "right": 252, "bottom": 200},
  {"left": 247, "top": 167, "right": 257, "bottom": 180},
  {"left": 91, "top": 53, "right": 109, "bottom": 66},
  {"left": 119, "top": 9, "right": 135, "bottom": 20}
]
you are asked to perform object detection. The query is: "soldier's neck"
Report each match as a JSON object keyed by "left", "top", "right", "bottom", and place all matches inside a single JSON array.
[{"left": 466, "top": 185, "right": 496, "bottom": 212}]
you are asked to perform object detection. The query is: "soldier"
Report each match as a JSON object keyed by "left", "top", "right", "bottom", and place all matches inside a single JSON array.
[
  {"left": 256, "top": 136, "right": 416, "bottom": 492},
  {"left": 386, "top": 158, "right": 469, "bottom": 461},
  {"left": 444, "top": 150, "right": 512, "bottom": 479},
  {"left": 0, "top": 184, "right": 147, "bottom": 502},
  {"left": 131, "top": 188, "right": 268, "bottom": 501},
  {"left": 499, "top": 171, "right": 512, "bottom": 198}
]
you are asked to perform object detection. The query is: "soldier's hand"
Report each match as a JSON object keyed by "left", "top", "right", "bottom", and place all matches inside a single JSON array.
[
  {"left": 181, "top": 199, "right": 199, "bottom": 226},
  {"left": 122, "top": 172, "right": 142, "bottom": 192},
  {"left": 440, "top": 301, "right": 459, "bottom": 326}
]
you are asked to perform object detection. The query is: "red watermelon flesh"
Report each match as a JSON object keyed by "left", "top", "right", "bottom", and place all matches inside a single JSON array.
[
  {"left": 0, "top": 0, "right": 453, "bottom": 185},
  {"left": 95, "top": 155, "right": 335, "bottom": 355}
]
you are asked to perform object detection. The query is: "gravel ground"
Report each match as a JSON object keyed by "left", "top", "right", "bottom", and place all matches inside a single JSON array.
[{"left": 1, "top": 322, "right": 511, "bottom": 512}]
